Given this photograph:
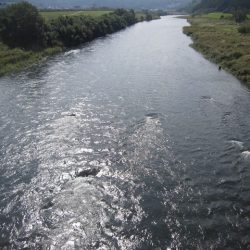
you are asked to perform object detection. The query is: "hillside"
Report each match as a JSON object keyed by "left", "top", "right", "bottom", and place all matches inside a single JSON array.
[{"left": 193, "top": 0, "right": 250, "bottom": 12}]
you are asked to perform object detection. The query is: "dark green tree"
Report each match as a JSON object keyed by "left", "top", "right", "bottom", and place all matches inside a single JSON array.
[
  {"left": 145, "top": 11, "right": 153, "bottom": 21},
  {"left": 233, "top": 9, "right": 247, "bottom": 23},
  {"left": 0, "top": 2, "right": 46, "bottom": 49}
]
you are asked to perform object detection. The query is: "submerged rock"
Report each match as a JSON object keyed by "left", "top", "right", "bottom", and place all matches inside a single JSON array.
[
  {"left": 75, "top": 168, "right": 99, "bottom": 178},
  {"left": 41, "top": 199, "right": 54, "bottom": 210}
]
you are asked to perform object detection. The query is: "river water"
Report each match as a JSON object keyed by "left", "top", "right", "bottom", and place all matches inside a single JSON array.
[{"left": 1, "top": 16, "right": 250, "bottom": 249}]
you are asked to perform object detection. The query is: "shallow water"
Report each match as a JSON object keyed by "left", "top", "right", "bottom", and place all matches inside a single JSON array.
[{"left": 1, "top": 16, "right": 250, "bottom": 249}]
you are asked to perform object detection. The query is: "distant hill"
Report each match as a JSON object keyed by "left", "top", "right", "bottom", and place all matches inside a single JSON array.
[
  {"left": 23, "top": 0, "right": 192, "bottom": 10},
  {"left": 193, "top": 0, "right": 250, "bottom": 12},
  {"left": 0, "top": 0, "right": 19, "bottom": 6}
]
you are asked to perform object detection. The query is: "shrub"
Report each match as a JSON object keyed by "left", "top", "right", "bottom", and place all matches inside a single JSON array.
[
  {"left": 233, "top": 9, "right": 247, "bottom": 23},
  {"left": 238, "top": 24, "right": 250, "bottom": 34},
  {"left": 0, "top": 2, "right": 46, "bottom": 49}
]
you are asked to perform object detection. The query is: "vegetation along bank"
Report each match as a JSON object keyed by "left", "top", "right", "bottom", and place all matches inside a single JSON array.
[
  {"left": 184, "top": 12, "right": 250, "bottom": 85},
  {"left": 0, "top": 2, "right": 158, "bottom": 76}
]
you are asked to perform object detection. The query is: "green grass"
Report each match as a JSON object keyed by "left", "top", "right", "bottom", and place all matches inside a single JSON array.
[
  {"left": 0, "top": 43, "right": 62, "bottom": 76},
  {"left": 135, "top": 12, "right": 146, "bottom": 20},
  {"left": 184, "top": 15, "right": 250, "bottom": 84},
  {"left": 135, "top": 12, "right": 160, "bottom": 21},
  {"left": 40, "top": 10, "right": 112, "bottom": 20},
  {"left": 203, "top": 12, "right": 250, "bottom": 20},
  {"left": 205, "top": 12, "right": 233, "bottom": 19}
]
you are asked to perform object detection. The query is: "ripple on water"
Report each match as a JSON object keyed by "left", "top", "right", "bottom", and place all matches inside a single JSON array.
[{"left": 1, "top": 16, "right": 250, "bottom": 249}]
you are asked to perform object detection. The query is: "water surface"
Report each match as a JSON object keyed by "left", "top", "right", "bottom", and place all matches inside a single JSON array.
[{"left": 1, "top": 16, "right": 250, "bottom": 249}]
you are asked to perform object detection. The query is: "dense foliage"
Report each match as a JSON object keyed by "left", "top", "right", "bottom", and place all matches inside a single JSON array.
[
  {"left": 45, "top": 9, "right": 137, "bottom": 47},
  {"left": 238, "top": 23, "right": 250, "bottom": 34},
  {"left": 233, "top": 9, "right": 247, "bottom": 23},
  {"left": 0, "top": 2, "right": 138, "bottom": 50},
  {"left": 0, "top": 2, "right": 46, "bottom": 49}
]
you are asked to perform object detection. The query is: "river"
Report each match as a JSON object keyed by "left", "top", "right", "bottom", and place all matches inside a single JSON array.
[{"left": 1, "top": 16, "right": 250, "bottom": 249}]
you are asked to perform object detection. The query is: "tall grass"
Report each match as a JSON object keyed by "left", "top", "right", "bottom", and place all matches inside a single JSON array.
[
  {"left": 0, "top": 43, "right": 62, "bottom": 76},
  {"left": 184, "top": 15, "right": 250, "bottom": 84},
  {"left": 205, "top": 12, "right": 233, "bottom": 19},
  {"left": 238, "top": 23, "right": 250, "bottom": 34}
]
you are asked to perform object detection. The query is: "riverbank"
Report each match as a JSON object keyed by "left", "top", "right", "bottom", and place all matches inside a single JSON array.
[
  {"left": 0, "top": 7, "right": 158, "bottom": 77},
  {"left": 183, "top": 15, "right": 250, "bottom": 84},
  {"left": 0, "top": 43, "right": 62, "bottom": 76},
  {"left": 2, "top": 16, "right": 250, "bottom": 249}
]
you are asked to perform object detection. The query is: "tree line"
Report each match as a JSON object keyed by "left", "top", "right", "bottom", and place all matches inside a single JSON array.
[{"left": 0, "top": 2, "right": 141, "bottom": 50}]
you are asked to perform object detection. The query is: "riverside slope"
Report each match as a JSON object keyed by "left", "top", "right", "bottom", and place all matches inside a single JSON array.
[{"left": 184, "top": 15, "right": 250, "bottom": 85}]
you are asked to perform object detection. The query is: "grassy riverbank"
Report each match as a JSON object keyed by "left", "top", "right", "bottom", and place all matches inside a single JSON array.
[
  {"left": 0, "top": 4, "right": 160, "bottom": 77},
  {"left": 183, "top": 14, "right": 250, "bottom": 84},
  {"left": 0, "top": 5, "right": 151, "bottom": 77},
  {"left": 0, "top": 43, "right": 62, "bottom": 76}
]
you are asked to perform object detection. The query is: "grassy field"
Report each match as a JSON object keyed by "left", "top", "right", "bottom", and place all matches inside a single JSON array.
[
  {"left": 184, "top": 14, "right": 250, "bottom": 84},
  {"left": 135, "top": 11, "right": 161, "bottom": 21},
  {"left": 0, "top": 43, "right": 62, "bottom": 76},
  {"left": 203, "top": 12, "right": 250, "bottom": 19},
  {"left": 204, "top": 12, "right": 233, "bottom": 19},
  {"left": 135, "top": 12, "right": 146, "bottom": 20},
  {"left": 40, "top": 10, "right": 112, "bottom": 20}
]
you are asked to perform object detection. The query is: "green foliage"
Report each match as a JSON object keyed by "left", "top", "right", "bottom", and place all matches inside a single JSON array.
[
  {"left": 0, "top": 3, "right": 143, "bottom": 76},
  {"left": 0, "top": 42, "right": 62, "bottom": 76},
  {"left": 0, "top": 2, "right": 138, "bottom": 50},
  {"left": 145, "top": 13, "right": 153, "bottom": 21},
  {"left": 113, "top": 9, "right": 137, "bottom": 25},
  {"left": 135, "top": 10, "right": 160, "bottom": 22},
  {"left": 233, "top": 9, "right": 247, "bottom": 23},
  {"left": 205, "top": 12, "right": 233, "bottom": 19},
  {"left": 0, "top": 2, "right": 46, "bottom": 49},
  {"left": 45, "top": 10, "right": 137, "bottom": 48},
  {"left": 238, "top": 23, "right": 250, "bottom": 34}
]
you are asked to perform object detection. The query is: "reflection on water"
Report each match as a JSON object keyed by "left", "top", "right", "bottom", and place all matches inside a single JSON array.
[{"left": 1, "top": 16, "right": 250, "bottom": 249}]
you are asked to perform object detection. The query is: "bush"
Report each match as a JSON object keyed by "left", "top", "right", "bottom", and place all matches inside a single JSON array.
[
  {"left": 238, "top": 24, "right": 250, "bottom": 34},
  {"left": 45, "top": 10, "right": 137, "bottom": 48},
  {"left": 0, "top": 2, "right": 46, "bottom": 49},
  {"left": 233, "top": 9, "right": 247, "bottom": 23},
  {"left": 0, "top": 5, "right": 138, "bottom": 50}
]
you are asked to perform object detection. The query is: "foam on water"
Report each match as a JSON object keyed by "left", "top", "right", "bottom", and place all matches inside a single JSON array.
[
  {"left": 229, "top": 140, "right": 244, "bottom": 149},
  {"left": 64, "top": 49, "right": 81, "bottom": 56},
  {"left": 241, "top": 151, "right": 250, "bottom": 159}
]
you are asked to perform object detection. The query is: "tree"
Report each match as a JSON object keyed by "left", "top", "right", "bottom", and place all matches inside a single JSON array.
[
  {"left": 0, "top": 2, "right": 46, "bottom": 49},
  {"left": 233, "top": 9, "right": 247, "bottom": 23},
  {"left": 145, "top": 11, "right": 153, "bottom": 21}
]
